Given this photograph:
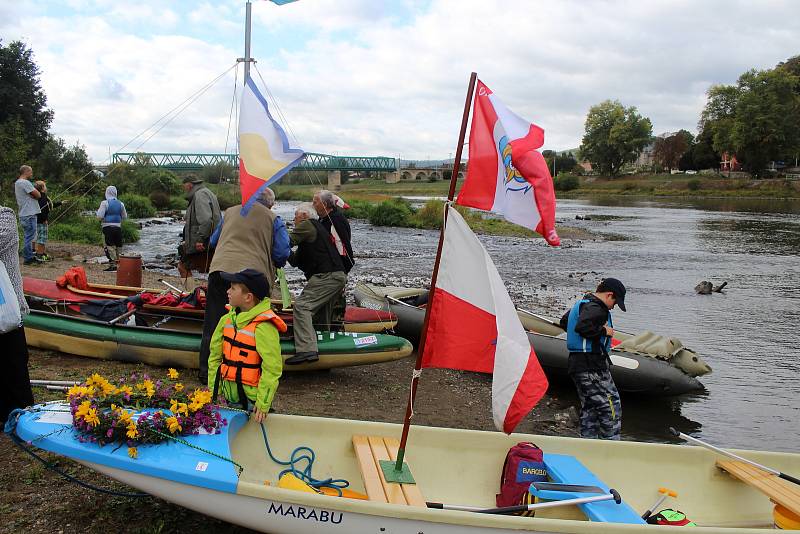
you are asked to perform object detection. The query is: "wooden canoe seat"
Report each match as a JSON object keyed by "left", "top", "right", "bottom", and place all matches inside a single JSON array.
[
  {"left": 717, "top": 460, "right": 800, "bottom": 516},
  {"left": 352, "top": 435, "right": 425, "bottom": 507}
]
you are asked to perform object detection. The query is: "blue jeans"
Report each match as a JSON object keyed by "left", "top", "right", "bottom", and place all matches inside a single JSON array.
[{"left": 20, "top": 216, "right": 37, "bottom": 261}]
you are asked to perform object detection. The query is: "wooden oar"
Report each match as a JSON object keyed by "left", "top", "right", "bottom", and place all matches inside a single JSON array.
[
  {"left": 108, "top": 307, "right": 137, "bottom": 325},
  {"left": 670, "top": 427, "right": 800, "bottom": 486},
  {"left": 428, "top": 489, "right": 621, "bottom": 515}
]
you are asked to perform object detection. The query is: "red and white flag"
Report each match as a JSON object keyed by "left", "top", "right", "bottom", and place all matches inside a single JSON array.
[
  {"left": 421, "top": 206, "right": 548, "bottom": 434},
  {"left": 457, "top": 80, "right": 560, "bottom": 246}
]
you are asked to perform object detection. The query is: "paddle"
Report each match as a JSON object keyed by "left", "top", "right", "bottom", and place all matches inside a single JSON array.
[
  {"left": 158, "top": 278, "right": 186, "bottom": 297},
  {"left": 669, "top": 427, "right": 800, "bottom": 486},
  {"left": 641, "top": 487, "right": 677, "bottom": 520},
  {"left": 277, "top": 268, "right": 291, "bottom": 310},
  {"left": 108, "top": 307, "right": 137, "bottom": 325},
  {"left": 427, "top": 489, "right": 622, "bottom": 515}
]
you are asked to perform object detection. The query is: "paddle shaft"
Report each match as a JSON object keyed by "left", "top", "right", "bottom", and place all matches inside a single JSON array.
[
  {"left": 428, "top": 489, "right": 621, "bottom": 515},
  {"left": 108, "top": 307, "right": 137, "bottom": 325},
  {"left": 670, "top": 427, "right": 800, "bottom": 486},
  {"left": 30, "top": 380, "right": 79, "bottom": 386}
]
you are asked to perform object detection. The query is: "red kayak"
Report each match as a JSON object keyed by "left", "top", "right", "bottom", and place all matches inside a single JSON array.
[{"left": 23, "top": 277, "right": 398, "bottom": 333}]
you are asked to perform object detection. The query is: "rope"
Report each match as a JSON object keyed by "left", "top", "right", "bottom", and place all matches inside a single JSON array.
[
  {"left": 259, "top": 421, "right": 349, "bottom": 495},
  {"left": 409, "top": 368, "right": 423, "bottom": 418},
  {"left": 4, "top": 410, "right": 149, "bottom": 498}
]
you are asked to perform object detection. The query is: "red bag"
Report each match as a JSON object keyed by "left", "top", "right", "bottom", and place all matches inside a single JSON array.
[{"left": 496, "top": 442, "right": 548, "bottom": 508}]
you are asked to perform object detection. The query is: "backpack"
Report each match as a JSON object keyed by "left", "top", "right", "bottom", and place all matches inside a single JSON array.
[
  {"left": 496, "top": 442, "right": 548, "bottom": 509},
  {"left": 646, "top": 508, "right": 697, "bottom": 526}
]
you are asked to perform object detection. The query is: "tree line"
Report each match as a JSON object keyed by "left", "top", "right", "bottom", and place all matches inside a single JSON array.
[{"left": 579, "top": 55, "right": 800, "bottom": 177}]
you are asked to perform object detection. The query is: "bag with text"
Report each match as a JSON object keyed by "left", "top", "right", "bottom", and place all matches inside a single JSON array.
[{"left": 496, "top": 442, "right": 548, "bottom": 511}]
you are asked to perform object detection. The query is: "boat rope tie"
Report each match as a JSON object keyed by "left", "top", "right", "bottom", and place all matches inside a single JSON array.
[
  {"left": 148, "top": 428, "right": 244, "bottom": 477},
  {"left": 409, "top": 368, "right": 423, "bottom": 418},
  {"left": 4, "top": 409, "right": 149, "bottom": 498},
  {"left": 259, "top": 421, "right": 350, "bottom": 496}
]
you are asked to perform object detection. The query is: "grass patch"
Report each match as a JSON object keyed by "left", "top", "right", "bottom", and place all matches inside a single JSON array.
[{"left": 49, "top": 217, "right": 139, "bottom": 245}]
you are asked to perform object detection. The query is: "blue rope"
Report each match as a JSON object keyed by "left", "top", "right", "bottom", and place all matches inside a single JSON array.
[{"left": 259, "top": 422, "right": 349, "bottom": 496}]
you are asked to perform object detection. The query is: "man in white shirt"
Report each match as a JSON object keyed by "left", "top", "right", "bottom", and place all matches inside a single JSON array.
[{"left": 14, "top": 165, "right": 41, "bottom": 265}]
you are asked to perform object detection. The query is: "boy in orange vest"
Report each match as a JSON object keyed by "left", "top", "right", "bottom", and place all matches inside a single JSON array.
[{"left": 208, "top": 268, "right": 287, "bottom": 422}]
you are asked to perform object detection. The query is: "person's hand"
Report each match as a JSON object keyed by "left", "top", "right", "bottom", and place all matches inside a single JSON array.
[
  {"left": 604, "top": 325, "right": 614, "bottom": 337},
  {"left": 252, "top": 407, "right": 267, "bottom": 423},
  {"left": 194, "top": 242, "right": 205, "bottom": 252}
]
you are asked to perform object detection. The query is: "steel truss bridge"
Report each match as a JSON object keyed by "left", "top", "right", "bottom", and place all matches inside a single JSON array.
[{"left": 110, "top": 152, "right": 398, "bottom": 172}]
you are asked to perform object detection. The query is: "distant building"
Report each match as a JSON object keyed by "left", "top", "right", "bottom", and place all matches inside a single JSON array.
[{"left": 720, "top": 152, "right": 741, "bottom": 172}]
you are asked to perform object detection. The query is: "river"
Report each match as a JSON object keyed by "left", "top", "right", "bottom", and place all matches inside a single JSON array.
[{"left": 126, "top": 195, "right": 800, "bottom": 452}]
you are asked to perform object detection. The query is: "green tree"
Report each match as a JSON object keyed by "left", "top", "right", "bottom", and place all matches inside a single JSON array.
[
  {"left": 579, "top": 100, "right": 652, "bottom": 176},
  {"left": 730, "top": 68, "right": 800, "bottom": 176},
  {"left": 0, "top": 118, "right": 31, "bottom": 179},
  {"left": 0, "top": 40, "right": 53, "bottom": 155},
  {"left": 691, "top": 129, "right": 720, "bottom": 170}
]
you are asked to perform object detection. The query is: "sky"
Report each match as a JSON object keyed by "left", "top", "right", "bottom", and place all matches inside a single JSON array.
[{"left": 1, "top": 0, "right": 798, "bottom": 163}]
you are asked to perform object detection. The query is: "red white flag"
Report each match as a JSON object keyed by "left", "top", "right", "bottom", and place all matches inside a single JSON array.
[
  {"left": 421, "top": 206, "right": 548, "bottom": 433},
  {"left": 457, "top": 80, "right": 560, "bottom": 246}
]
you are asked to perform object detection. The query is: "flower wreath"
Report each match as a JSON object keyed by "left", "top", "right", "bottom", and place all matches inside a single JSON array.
[{"left": 67, "top": 369, "right": 226, "bottom": 459}]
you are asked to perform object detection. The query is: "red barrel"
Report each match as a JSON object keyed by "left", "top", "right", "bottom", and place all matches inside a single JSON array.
[{"left": 116, "top": 255, "right": 143, "bottom": 287}]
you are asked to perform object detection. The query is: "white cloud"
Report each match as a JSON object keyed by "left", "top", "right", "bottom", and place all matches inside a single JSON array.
[{"left": 1, "top": 0, "right": 798, "bottom": 162}]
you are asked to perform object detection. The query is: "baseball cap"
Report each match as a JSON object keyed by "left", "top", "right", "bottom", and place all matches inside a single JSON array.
[
  {"left": 181, "top": 175, "right": 203, "bottom": 184},
  {"left": 220, "top": 269, "right": 269, "bottom": 300},
  {"left": 597, "top": 278, "right": 626, "bottom": 312}
]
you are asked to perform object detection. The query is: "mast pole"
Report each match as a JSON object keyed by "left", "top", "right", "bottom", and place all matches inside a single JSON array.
[
  {"left": 393, "top": 72, "right": 478, "bottom": 473},
  {"left": 244, "top": 0, "right": 253, "bottom": 81}
]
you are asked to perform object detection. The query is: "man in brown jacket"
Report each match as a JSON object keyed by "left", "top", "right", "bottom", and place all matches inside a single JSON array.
[{"left": 198, "top": 188, "right": 288, "bottom": 382}]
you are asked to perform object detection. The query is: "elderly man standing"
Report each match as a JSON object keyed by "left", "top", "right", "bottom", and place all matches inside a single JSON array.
[
  {"left": 285, "top": 202, "right": 346, "bottom": 365},
  {"left": 179, "top": 175, "right": 221, "bottom": 275},
  {"left": 14, "top": 165, "right": 41, "bottom": 265},
  {"left": 313, "top": 190, "right": 354, "bottom": 329},
  {"left": 198, "top": 188, "right": 289, "bottom": 383}
]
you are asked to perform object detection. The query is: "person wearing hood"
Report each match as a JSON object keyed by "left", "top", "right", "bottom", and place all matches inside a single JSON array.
[
  {"left": 96, "top": 186, "right": 128, "bottom": 272},
  {"left": 179, "top": 176, "right": 221, "bottom": 276}
]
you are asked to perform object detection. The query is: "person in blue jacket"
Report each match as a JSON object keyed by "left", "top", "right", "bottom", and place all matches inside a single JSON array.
[
  {"left": 95, "top": 186, "right": 127, "bottom": 272},
  {"left": 559, "top": 278, "right": 627, "bottom": 440}
]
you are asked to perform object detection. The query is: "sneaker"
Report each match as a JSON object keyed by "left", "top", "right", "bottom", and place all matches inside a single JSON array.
[
  {"left": 104, "top": 265, "right": 117, "bottom": 272},
  {"left": 284, "top": 351, "right": 319, "bottom": 365},
  {"left": 23, "top": 257, "right": 42, "bottom": 265}
]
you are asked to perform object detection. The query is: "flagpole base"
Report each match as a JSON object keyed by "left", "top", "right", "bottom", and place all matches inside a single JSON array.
[{"left": 380, "top": 460, "right": 416, "bottom": 484}]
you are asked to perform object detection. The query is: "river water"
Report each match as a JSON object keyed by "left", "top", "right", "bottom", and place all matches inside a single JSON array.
[{"left": 128, "top": 196, "right": 800, "bottom": 452}]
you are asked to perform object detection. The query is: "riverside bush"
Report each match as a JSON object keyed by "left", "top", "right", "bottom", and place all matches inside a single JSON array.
[
  {"left": 687, "top": 179, "right": 701, "bottom": 191},
  {"left": 120, "top": 194, "right": 156, "bottom": 218},
  {"left": 344, "top": 200, "right": 373, "bottom": 220},
  {"left": 554, "top": 173, "right": 580, "bottom": 191},
  {"left": 49, "top": 217, "right": 139, "bottom": 245},
  {"left": 368, "top": 198, "right": 415, "bottom": 227}
]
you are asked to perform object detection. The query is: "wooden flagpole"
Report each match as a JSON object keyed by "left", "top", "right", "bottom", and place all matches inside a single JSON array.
[{"left": 389, "top": 72, "right": 478, "bottom": 478}]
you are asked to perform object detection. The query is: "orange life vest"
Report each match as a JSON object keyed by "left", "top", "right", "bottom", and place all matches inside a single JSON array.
[{"left": 220, "top": 309, "right": 287, "bottom": 387}]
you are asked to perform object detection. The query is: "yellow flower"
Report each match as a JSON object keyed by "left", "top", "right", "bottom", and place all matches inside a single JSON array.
[
  {"left": 75, "top": 400, "right": 92, "bottom": 419},
  {"left": 141, "top": 379, "right": 155, "bottom": 398},
  {"left": 167, "top": 368, "right": 179, "bottom": 380},
  {"left": 128, "top": 447, "right": 138, "bottom": 459},
  {"left": 116, "top": 385, "right": 133, "bottom": 397},
  {"left": 166, "top": 416, "right": 182, "bottom": 434},
  {"left": 84, "top": 407, "right": 100, "bottom": 427},
  {"left": 174, "top": 383, "right": 184, "bottom": 392},
  {"left": 169, "top": 399, "right": 188, "bottom": 416},
  {"left": 126, "top": 422, "right": 139, "bottom": 439},
  {"left": 67, "top": 385, "right": 91, "bottom": 399}
]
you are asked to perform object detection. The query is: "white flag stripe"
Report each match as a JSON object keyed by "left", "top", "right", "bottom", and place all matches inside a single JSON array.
[
  {"left": 436, "top": 207, "right": 496, "bottom": 315},
  {"left": 488, "top": 93, "right": 532, "bottom": 140},
  {"left": 443, "top": 207, "right": 535, "bottom": 432},
  {"left": 239, "top": 82, "right": 300, "bottom": 168}
]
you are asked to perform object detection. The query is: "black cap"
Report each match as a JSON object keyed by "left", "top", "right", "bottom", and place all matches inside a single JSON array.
[
  {"left": 597, "top": 278, "right": 626, "bottom": 312},
  {"left": 220, "top": 269, "right": 269, "bottom": 300}
]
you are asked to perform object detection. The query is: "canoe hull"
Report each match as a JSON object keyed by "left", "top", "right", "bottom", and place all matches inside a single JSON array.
[
  {"left": 354, "top": 284, "right": 704, "bottom": 395},
  {"left": 23, "top": 277, "right": 398, "bottom": 333},
  {"left": 12, "top": 406, "right": 795, "bottom": 533},
  {"left": 23, "top": 310, "right": 413, "bottom": 371}
]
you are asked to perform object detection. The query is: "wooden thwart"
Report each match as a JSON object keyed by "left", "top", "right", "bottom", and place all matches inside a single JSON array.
[
  {"left": 352, "top": 435, "right": 425, "bottom": 506},
  {"left": 717, "top": 460, "right": 800, "bottom": 516}
]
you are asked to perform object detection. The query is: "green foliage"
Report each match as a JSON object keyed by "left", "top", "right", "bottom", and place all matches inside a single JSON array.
[
  {"left": 580, "top": 100, "right": 653, "bottom": 176},
  {"left": 206, "top": 183, "right": 240, "bottom": 210},
  {"left": 343, "top": 199, "right": 373, "bottom": 220},
  {"left": 110, "top": 165, "right": 181, "bottom": 197},
  {"left": 368, "top": 198, "right": 414, "bottom": 227},
  {"left": 554, "top": 173, "right": 580, "bottom": 191},
  {"left": 700, "top": 62, "right": 800, "bottom": 177},
  {"left": 48, "top": 217, "right": 139, "bottom": 245},
  {"left": 119, "top": 194, "right": 156, "bottom": 218},
  {"left": 543, "top": 151, "right": 578, "bottom": 175},
  {"left": 0, "top": 118, "right": 31, "bottom": 178},
  {"left": 653, "top": 131, "right": 690, "bottom": 171},
  {"left": 0, "top": 40, "right": 53, "bottom": 155},
  {"left": 412, "top": 199, "right": 445, "bottom": 229},
  {"left": 148, "top": 191, "right": 171, "bottom": 209},
  {"left": 200, "top": 162, "right": 237, "bottom": 184},
  {"left": 687, "top": 179, "right": 701, "bottom": 191}
]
